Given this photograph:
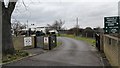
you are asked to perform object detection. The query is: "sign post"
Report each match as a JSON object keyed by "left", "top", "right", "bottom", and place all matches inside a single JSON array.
[{"left": 104, "top": 16, "right": 120, "bottom": 34}]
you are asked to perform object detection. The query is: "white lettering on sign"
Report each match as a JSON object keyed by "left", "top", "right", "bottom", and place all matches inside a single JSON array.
[
  {"left": 106, "top": 17, "right": 117, "bottom": 22},
  {"left": 44, "top": 37, "right": 48, "bottom": 43},
  {"left": 109, "top": 26, "right": 118, "bottom": 29},
  {"left": 24, "top": 37, "right": 32, "bottom": 46},
  {"left": 108, "top": 23, "right": 114, "bottom": 26}
]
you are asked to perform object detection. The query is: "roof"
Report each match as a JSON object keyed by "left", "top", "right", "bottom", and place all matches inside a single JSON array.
[{"left": 49, "top": 30, "right": 58, "bottom": 33}]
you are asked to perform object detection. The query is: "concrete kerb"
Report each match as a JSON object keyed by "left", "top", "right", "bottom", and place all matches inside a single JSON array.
[
  {"left": 1, "top": 49, "right": 48, "bottom": 65},
  {"left": 90, "top": 44, "right": 111, "bottom": 67},
  {"left": 97, "top": 51, "right": 111, "bottom": 67}
]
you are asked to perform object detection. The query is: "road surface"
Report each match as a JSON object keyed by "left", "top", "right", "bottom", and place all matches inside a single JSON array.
[{"left": 4, "top": 37, "right": 103, "bottom": 66}]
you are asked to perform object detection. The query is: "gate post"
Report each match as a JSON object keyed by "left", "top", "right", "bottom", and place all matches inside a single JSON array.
[{"left": 95, "top": 33, "right": 100, "bottom": 51}]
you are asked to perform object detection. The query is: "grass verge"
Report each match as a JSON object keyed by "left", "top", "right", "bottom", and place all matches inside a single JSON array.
[
  {"left": 57, "top": 42, "right": 62, "bottom": 47},
  {"left": 2, "top": 50, "right": 29, "bottom": 63},
  {"left": 59, "top": 34, "right": 96, "bottom": 46}
]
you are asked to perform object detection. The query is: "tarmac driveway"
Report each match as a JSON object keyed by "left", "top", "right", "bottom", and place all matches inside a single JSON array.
[{"left": 4, "top": 37, "right": 103, "bottom": 66}]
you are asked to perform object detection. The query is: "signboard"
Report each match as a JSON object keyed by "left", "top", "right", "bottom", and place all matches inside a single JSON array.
[
  {"left": 104, "top": 16, "right": 120, "bottom": 34},
  {"left": 43, "top": 37, "right": 49, "bottom": 50},
  {"left": 44, "top": 37, "right": 49, "bottom": 44},
  {"left": 24, "top": 37, "right": 32, "bottom": 46}
]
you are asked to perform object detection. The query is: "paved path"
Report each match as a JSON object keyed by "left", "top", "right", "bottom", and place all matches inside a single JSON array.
[{"left": 4, "top": 37, "right": 103, "bottom": 66}]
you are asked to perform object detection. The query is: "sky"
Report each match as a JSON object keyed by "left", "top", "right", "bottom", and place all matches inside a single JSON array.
[{"left": 11, "top": 0, "right": 120, "bottom": 29}]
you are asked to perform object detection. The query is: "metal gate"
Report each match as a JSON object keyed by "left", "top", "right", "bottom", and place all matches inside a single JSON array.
[
  {"left": 49, "top": 35, "right": 57, "bottom": 50},
  {"left": 36, "top": 36, "right": 44, "bottom": 48}
]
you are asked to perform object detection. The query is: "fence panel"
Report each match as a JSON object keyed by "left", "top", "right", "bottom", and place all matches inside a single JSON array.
[{"left": 103, "top": 35, "right": 119, "bottom": 66}]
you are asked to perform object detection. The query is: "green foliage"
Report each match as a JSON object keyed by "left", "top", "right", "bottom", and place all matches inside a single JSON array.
[
  {"left": 3, "top": 50, "right": 29, "bottom": 63},
  {"left": 75, "top": 37, "right": 96, "bottom": 46},
  {"left": 57, "top": 42, "right": 62, "bottom": 47},
  {"left": 47, "top": 19, "right": 65, "bottom": 31}
]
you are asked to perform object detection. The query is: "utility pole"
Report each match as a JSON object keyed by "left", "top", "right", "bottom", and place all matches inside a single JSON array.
[
  {"left": 76, "top": 17, "right": 79, "bottom": 36},
  {"left": 27, "top": 20, "right": 28, "bottom": 29}
]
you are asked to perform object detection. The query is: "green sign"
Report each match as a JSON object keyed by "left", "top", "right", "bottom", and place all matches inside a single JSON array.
[{"left": 104, "top": 16, "right": 120, "bottom": 34}]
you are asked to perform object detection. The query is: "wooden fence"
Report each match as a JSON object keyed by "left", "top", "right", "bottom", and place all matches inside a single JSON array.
[{"left": 103, "top": 35, "right": 120, "bottom": 66}]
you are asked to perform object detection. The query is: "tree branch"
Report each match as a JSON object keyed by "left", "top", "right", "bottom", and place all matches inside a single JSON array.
[
  {"left": 8, "top": 0, "right": 18, "bottom": 15},
  {"left": 22, "top": 0, "right": 27, "bottom": 10},
  {"left": 2, "top": 1, "right": 5, "bottom": 10}
]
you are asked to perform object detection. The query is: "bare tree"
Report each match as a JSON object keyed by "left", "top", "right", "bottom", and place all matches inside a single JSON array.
[
  {"left": 47, "top": 19, "right": 65, "bottom": 31},
  {"left": 11, "top": 20, "right": 27, "bottom": 36},
  {"left": 2, "top": 0, "right": 18, "bottom": 55}
]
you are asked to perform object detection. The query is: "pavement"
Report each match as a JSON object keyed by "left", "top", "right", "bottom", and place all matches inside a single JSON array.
[
  {"left": 2, "top": 37, "right": 111, "bottom": 67},
  {"left": 23, "top": 48, "right": 47, "bottom": 56}
]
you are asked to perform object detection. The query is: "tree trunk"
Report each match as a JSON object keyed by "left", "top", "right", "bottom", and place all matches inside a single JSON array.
[
  {"left": 2, "top": 2, "right": 17, "bottom": 55},
  {"left": 0, "top": 1, "right": 2, "bottom": 59},
  {"left": 2, "top": 8, "right": 14, "bottom": 55}
]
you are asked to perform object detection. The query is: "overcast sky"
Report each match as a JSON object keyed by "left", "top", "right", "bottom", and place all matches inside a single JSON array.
[{"left": 11, "top": 0, "right": 120, "bottom": 29}]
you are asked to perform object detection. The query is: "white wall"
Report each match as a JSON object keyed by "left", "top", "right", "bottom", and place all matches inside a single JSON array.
[{"left": 36, "top": 28, "right": 46, "bottom": 33}]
